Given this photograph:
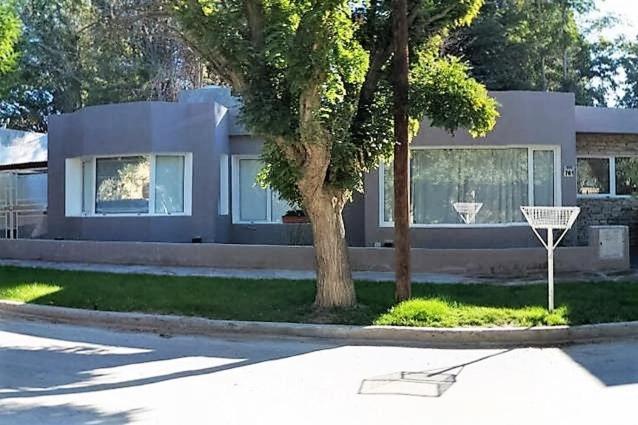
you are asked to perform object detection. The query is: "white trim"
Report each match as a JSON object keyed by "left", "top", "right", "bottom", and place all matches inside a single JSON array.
[
  {"left": 65, "top": 158, "right": 82, "bottom": 216},
  {"left": 66, "top": 152, "right": 192, "bottom": 218},
  {"left": 527, "top": 149, "right": 534, "bottom": 206},
  {"left": 218, "top": 154, "right": 229, "bottom": 215},
  {"left": 149, "top": 154, "right": 156, "bottom": 214},
  {"left": 378, "top": 145, "right": 563, "bottom": 228},
  {"left": 231, "top": 154, "right": 291, "bottom": 224}
]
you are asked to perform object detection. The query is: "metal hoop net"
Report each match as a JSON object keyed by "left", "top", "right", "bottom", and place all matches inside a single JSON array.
[
  {"left": 453, "top": 202, "right": 483, "bottom": 224},
  {"left": 520, "top": 206, "right": 580, "bottom": 312},
  {"left": 520, "top": 206, "right": 580, "bottom": 230}
]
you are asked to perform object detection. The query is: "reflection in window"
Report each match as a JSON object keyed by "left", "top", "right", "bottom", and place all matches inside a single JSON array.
[
  {"left": 577, "top": 158, "right": 610, "bottom": 195},
  {"left": 155, "top": 155, "right": 185, "bottom": 214},
  {"left": 615, "top": 157, "right": 638, "bottom": 195},
  {"left": 533, "top": 150, "right": 555, "bottom": 206},
  {"left": 96, "top": 156, "right": 150, "bottom": 214},
  {"left": 238, "top": 158, "right": 268, "bottom": 221},
  {"left": 236, "top": 158, "right": 293, "bottom": 223}
]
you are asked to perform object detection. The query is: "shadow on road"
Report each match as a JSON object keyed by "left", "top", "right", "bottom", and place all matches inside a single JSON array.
[
  {"left": 0, "top": 318, "right": 341, "bottom": 424},
  {"left": 562, "top": 340, "right": 638, "bottom": 387},
  {"left": 0, "top": 403, "right": 143, "bottom": 425}
]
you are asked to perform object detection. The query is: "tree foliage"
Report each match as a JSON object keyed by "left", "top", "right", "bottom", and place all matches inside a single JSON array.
[
  {"left": 447, "top": 0, "right": 615, "bottom": 106},
  {"left": 175, "top": 0, "right": 498, "bottom": 206},
  {"left": 0, "top": 0, "right": 20, "bottom": 75},
  {"left": 174, "top": 0, "right": 499, "bottom": 307},
  {"left": 618, "top": 38, "right": 638, "bottom": 109},
  {"left": 1, "top": 0, "right": 213, "bottom": 131}
]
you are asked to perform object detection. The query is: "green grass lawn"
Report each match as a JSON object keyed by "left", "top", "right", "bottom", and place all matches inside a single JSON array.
[{"left": 0, "top": 266, "right": 637, "bottom": 327}]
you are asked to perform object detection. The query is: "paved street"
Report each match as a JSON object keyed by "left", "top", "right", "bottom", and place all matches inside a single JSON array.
[{"left": 0, "top": 318, "right": 637, "bottom": 425}]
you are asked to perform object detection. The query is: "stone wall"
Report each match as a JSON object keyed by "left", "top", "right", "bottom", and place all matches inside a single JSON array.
[
  {"left": 576, "top": 133, "right": 638, "bottom": 245},
  {"left": 577, "top": 133, "right": 638, "bottom": 155},
  {"left": 576, "top": 197, "right": 638, "bottom": 246}
]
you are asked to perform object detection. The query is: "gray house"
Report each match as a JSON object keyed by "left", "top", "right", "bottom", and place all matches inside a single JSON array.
[{"left": 42, "top": 87, "right": 638, "bottom": 249}]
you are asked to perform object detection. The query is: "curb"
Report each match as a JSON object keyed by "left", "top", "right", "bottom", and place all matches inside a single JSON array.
[{"left": 2, "top": 300, "right": 638, "bottom": 348}]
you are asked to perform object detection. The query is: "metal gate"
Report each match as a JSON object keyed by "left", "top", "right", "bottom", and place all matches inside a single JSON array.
[{"left": 0, "top": 170, "right": 47, "bottom": 239}]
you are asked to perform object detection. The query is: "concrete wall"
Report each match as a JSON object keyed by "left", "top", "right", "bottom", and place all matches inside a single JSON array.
[
  {"left": 364, "top": 91, "right": 578, "bottom": 248},
  {"left": 576, "top": 106, "right": 638, "bottom": 134},
  {"left": 0, "top": 237, "right": 627, "bottom": 276},
  {"left": 47, "top": 102, "right": 224, "bottom": 243}
]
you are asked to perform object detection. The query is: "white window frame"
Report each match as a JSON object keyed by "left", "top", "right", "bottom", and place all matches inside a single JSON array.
[
  {"left": 379, "top": 145, "right": 562, "bottom": 228},
  {"left": 577, "top": 155, "right": 638, "bottom": 198},
  {"left": 218, "top": 154, "right": 229, "bottom": 215},
  {"left": 66, "top": 152, "right": 193, "bottom": 217},
  {"left": 231, "top": 155, "right": 289, "bottom": 224}
]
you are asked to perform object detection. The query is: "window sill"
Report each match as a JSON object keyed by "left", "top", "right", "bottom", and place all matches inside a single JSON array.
[
  {"left": 67, "top": 213, "right": 191, "bottom": 218},
  {"left": 379, "top": 222, "right": 530, "bottom": 228},
  {"left": 232, "top": 221, "right": 289, "bottom": 225},
  {"left": 577, "top": 195, "right": 634, "bottom": 199}
]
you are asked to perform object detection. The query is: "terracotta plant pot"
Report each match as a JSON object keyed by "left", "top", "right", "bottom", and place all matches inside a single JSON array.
[{"left": 282, "top": 215, "right": 309, "bottom": 224}]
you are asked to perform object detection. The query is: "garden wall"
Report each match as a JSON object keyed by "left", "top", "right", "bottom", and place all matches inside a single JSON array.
[{"left": 0, "top": 228, "right": 628, "bottom": 277}]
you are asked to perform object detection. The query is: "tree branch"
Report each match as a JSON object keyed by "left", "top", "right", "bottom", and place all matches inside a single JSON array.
[{"left": 244, "top": 0, "right": 264, "bottom": 49}]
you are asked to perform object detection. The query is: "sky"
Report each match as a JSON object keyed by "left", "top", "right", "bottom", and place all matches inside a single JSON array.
[{"left": 585, "top": 0, "right": 638, "bottom": 41}]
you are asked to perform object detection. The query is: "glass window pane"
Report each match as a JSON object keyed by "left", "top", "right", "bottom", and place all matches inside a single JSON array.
[
  {"left": 271, "top": 191, "right": 292, "bottom": 223},
  {"left": 533, "top": 150, "right": 554, "bottom": 206},
  {"left": 238, "top": 159, "right": 267, "bottom": 221},
  {"left": 411, "top": 148, "right": 528, "bottom": 224},
  {"left": 82, "top": 160, "right": 92, "bottom": 213},
  {"left": 16, "top": 171, "right": 47, "bottom": 206},
  {"left": 155, "top": 155, "right": 185, "bottom": 214},
  {"left": 95, "top": 156, "right": 150, "bottom": 214},
  {"left": 383, "top": 163, "right": 394, "bottom": 223},
  {"left": 577, "top": 158, "right": 610, "bottom": 195},
  {"left": 615, "top": 157, "right": 638, "bottom": 195}
]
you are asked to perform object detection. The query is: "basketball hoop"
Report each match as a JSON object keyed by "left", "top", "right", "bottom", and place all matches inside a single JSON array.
[
  {"left": 453, "top": 202, "right": 483, "bottom": 224},
  {"left": 520, "top": 206, "right": 580, "bottom": 311}
]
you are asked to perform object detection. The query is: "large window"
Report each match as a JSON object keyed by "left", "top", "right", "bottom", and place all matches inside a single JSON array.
[
  {"left": 578, "top": 156, "right": 638, "bottom": 196},
  {"left": 232, "top": 156, "right": 293, "bottom": 224},
  {"left": 66, "top": 153, "right": 192, "bottom": 217},
  {"left": 95, "top": 156, "right": 150, "bottom": 214},
  {"left": 381, "top": 146, "right": 559, "bottom": 226}
]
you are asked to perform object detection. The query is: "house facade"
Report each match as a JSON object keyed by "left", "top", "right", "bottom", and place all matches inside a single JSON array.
[{"left": 39, "top": 87, "right": 638, "bottom": 249}]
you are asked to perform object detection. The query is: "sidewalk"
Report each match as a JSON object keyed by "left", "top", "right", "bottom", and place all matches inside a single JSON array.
[
  {"left": 0, "top": 259, "right": 481, "bottom": 284},
  {"left": 0, "top": 258, "right": 636, "bottom": 285}
]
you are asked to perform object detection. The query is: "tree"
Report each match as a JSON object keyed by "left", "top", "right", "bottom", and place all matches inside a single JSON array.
[
  {"left": 0, "top": 0, "right": 20, "bottom": 76},
  {"left": 173, "top": 0, "right": 498, "bottom": 308},
  {"left": 392, "top": 0, "right": 410, "bottom": 302},
  {"left": 1, "top": 0, "right": 211, "bottom": 130},
  {"left": 446, "top": 0, "right": 612, "bottom": 106},
  {"left": 618, "top": 38, "right": 638, "bottom": 108}
]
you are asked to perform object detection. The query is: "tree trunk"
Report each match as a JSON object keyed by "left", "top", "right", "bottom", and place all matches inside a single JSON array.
[
  {"left": 392, "top": 0, "right": 411, "bottom": 302},
  {"left": 305, "top": 191, "right": 356, "bottom": 309}
]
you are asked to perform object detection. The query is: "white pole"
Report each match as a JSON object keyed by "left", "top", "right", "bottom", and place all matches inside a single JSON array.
[{"left": 547, "top": 227, "right": 554, "bottom": 312}]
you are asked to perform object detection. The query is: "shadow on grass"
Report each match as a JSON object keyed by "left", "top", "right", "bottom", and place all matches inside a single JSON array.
[{"left": 2, "top": 265, "right": 637, "bottom": 327}]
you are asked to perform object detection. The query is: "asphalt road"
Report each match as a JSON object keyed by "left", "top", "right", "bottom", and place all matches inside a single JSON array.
[{"left": 0, "top": 318, "right": 637, "bottom": 425}]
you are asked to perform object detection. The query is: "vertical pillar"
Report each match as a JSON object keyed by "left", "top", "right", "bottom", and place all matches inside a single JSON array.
[{"left": 547, "top": 227, "right": 554, "bottom": 312}]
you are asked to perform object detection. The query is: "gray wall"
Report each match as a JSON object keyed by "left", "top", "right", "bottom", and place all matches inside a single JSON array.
[
  {"left": 48, "top": 102, "right": 225, "bottom": 243},
  {"left": 226, "top": 135, "right": 366, "bottom": 246},
  {"left": 364, "top": 91, "right": 579, "bottom": 248},
  {"left": 0, "top": 237, "right": 627, "bottom": 276}
]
